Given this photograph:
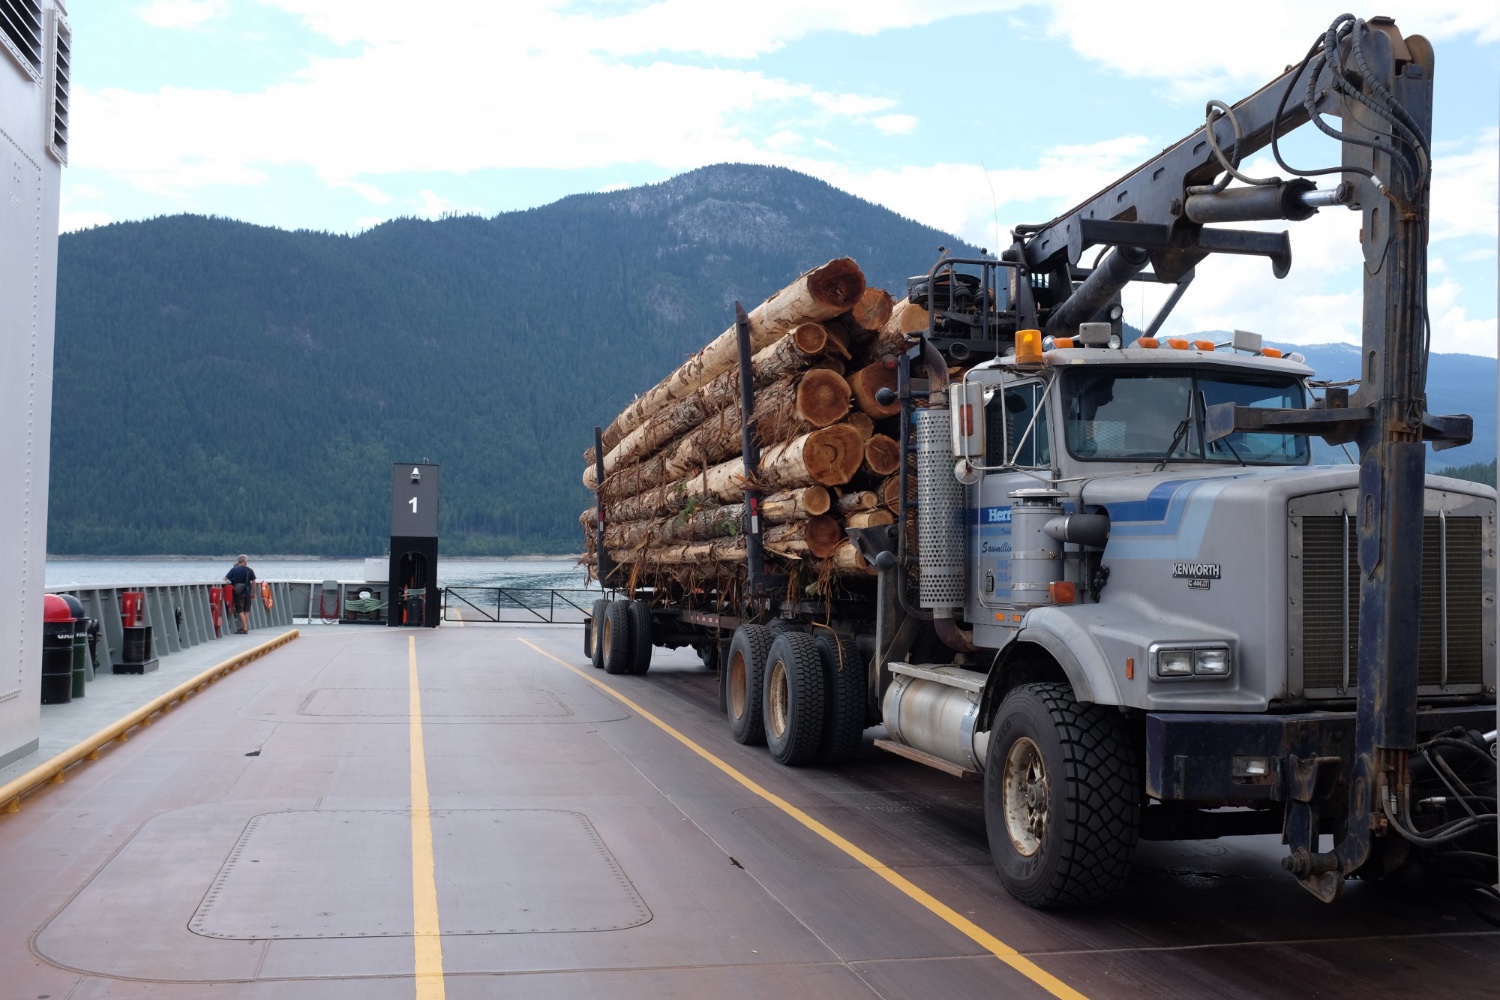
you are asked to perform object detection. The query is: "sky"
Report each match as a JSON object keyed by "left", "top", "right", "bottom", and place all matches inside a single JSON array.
[{"left": 59, "top": 1, "right": 1499, "bottom": 354}]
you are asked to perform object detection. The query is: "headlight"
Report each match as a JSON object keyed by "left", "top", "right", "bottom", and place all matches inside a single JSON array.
[{"left": 1150, "top": 643, "right": 1232, "bottom": 680}]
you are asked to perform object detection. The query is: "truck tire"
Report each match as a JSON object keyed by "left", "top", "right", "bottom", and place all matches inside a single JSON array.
[
  {"left": 813, "top": 630, "right": 866, "bottom": 764},
  {"left": 698, "top": 643, "right": 719, "bottom": 671},
  {"left": 727, "top": 625, "right": 771, "bottom": 745},
  {"left": 984, "top": 682, "right": 1139, "bottom": 908},
  {"left": 589, "top": 599, "right": 608, "bottom": 669},
  {"left": 601, "top": 600, "right": 633, "bottom": 675},
  {"left": 762, "top": 631, "right": 826, "bottom": 766},
  {"left": 627, "top": 601, "right": 653, "bottom": 675}
]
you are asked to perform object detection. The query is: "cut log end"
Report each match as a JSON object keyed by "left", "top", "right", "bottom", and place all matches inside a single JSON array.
[
  {"left": 804, "top": 258, "right": 867, "bottom": 311},
  {"left": 799, "top": 423, "right": 867, "bottom": 486},
  {"left": 851, "top": 362, "right": 901, "bottom": 419},
  {"left": 795, "top": 369, "right": 853, "bottom": 428},
  {"left": 851, "top": 288, "right": 894, "bottom": 331},
  {"left": 864, "top": 434, "right": 901, "bottom": 476}
]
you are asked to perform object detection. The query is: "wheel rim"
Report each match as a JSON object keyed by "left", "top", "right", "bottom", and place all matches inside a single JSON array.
[
  {"left": 729, "top": 651, "right": 746, "bottom": 718},
  {"left": 1002, "top": 736, "right": 1048, "bottom": 858},
  {"left": 601, "top": 624, "right": 612, "bottom": 662},
  {"left": 766, "top": 658, "right": 789, "bottom": 739}
]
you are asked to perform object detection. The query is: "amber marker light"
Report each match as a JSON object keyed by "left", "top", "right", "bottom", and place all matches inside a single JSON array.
[
  {"left": 1261, "top": 347, "right": 1284, "bottom": 358},
  {"left": 1136, "top": 337, "right": 1159, "bottom": 349},
  {"left": 1015, "top": 328, "right": 1044, "bottom": 366},
  {"left": 1167, "top": 338, "right": 1190, "bottom": 350},
  {"left": 1052, "top": 337, "right": 1075, "bottom": 349},
  {"left": 1193, "top": 340, "right": 1216, "bottom": 351},
  {"left": 1126, "top": 657, "right": 1135, "bottom": 680},
  {"left": 1048, "top": 581, "right": 1076, "bottom": 604}
]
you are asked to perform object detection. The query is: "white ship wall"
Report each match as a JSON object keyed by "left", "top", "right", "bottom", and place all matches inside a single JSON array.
[{"left": 0, "top": 0, "right": 66, "bottom": 768}]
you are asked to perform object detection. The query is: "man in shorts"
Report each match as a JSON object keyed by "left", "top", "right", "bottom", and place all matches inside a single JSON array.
[{"left": 224, "top": 555, "right": 257, "bottom": 634}]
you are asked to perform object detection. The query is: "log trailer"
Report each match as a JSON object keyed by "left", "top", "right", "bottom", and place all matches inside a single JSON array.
[{"left": 583, "top": 14, "right": 1498, "bottom": 908}]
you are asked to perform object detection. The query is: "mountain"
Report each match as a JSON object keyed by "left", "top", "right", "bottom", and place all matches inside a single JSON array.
[
  {"left": 46, "top": 164, "right": 1496, "bottom": 557},
  {"left": 47, "top": 164, "right": 980, "bottom": 556}
]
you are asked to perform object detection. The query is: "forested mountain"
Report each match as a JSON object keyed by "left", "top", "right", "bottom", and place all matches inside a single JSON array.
[
  {"left": 48, "top": 164, "right": 980, "bottom": 556},
  {"left": 47, "top": 163, "right": 1497, "bottom": 557}
]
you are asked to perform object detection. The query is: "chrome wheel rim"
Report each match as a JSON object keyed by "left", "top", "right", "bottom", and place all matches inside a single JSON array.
[
  {"left": 1003, "top": 736, "right": 1048, "bottom": 857},
  {"left": 767, "top": 658, "right": 789, "bottom": 739}
]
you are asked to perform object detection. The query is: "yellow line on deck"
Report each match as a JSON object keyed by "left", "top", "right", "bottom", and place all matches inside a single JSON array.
[
  {"left": 518, "top": 638, "right": 1086, "bottom": 1000},
  {"left": 408, "top": 636, "right": 446, "bottom": 1000}
]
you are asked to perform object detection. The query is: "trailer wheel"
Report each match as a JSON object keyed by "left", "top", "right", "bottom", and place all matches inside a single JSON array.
[
  {"left": 698, "top": 643, "right": 719, "bottom": 671},
  {"left": 627, "top": 601, "right": 653, "bottom": 675},
  {"left": 763, "top": 631, "right": 826, "bottom": 766},
  {"left": 588, "top": 599, "right": 609, "bottom": 669},
  {"left": 984, "top": 682, "right": 1139, "bottom": 908},
  {"left": 813, "top": 630, "right": 866, "bottom": 764},
  {"left": 727, "top": 625, "right": 772, "bottom": 745},
  {"left": 601, "top": 600, "right": 633, "bottom": 675}
]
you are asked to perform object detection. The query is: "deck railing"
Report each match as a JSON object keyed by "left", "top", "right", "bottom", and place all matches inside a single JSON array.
[{"left": 441, "top": 587, "right": 611, "bottom": 624}]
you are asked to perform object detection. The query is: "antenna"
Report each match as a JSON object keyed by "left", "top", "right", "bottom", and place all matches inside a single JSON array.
[{"left": 980, "top": 158, "right": 999, "bottom": 255}]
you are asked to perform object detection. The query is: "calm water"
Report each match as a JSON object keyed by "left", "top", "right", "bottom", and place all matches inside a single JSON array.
[{"left": 45, "top": 557, "right": 598, "bottom": 592}]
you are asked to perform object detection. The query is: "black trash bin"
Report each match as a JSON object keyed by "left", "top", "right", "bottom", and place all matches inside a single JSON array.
[
  {"left": 402, "top": 588, "right": 425, "bottom": 626},
  {"left": 61, "top": 594, "right": 90, "bottom": 698},
  {"left": 42, "top": 595, "right": 75, "bottom": 705}
]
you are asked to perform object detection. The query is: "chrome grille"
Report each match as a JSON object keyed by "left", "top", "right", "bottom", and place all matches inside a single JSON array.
[{"left": 1300, "top": 514, "right": 1485, "bottom": 694}]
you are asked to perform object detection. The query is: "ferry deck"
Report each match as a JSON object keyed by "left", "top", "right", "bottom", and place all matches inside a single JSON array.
[{"left": 1, "top": 619, "right": 1496, "bottom": 1000}]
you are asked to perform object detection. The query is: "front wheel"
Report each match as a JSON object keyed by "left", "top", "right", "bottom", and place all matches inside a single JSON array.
[{"left": 983, "top": 682, "right": 1139, "bottom": 908}]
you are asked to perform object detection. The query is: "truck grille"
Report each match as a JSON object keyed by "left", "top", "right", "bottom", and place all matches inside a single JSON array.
[{"left": 1301, "top": 515, "right": 1484, "bottom": 693}]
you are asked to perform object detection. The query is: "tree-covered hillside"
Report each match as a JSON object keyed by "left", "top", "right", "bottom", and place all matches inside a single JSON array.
[{"left": 48, "top": 164, "right": 977, "bottom": 556}]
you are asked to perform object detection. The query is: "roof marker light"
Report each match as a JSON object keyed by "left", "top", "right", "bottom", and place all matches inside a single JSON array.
[
  {"left": 1261, "top": 347, "right": 1284, "bottom": 359},
  {"left": 1167, "top": 338, "right": 1190, "bottom": 350},
  {"left": 1136, "top": 337, "right": 1159, "bottom": 349},
  {"left": 1193, "top": 340, "right": 1215, "bottom": 351},
  {"left": 1052, "top": 337, "right": 1075, "bottom": 350}
]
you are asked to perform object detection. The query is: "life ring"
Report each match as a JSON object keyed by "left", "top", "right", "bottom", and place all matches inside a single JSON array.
[{"left": 261, "top": 581, "right": 274, "bottom": 610}]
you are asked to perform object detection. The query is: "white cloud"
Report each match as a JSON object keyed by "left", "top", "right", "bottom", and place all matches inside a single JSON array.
[
  {"left": 1429, "top": 127, "right": 1499, "bottom": 243},
  {"left": 136, "top": 0, "right": 227, "bottom": 30},
  {"left": 1041, "top": 2, "right": 1499, "bottom": 101},
  {"left": 872, "top": 114, "right": 918, "bottom": 136},
  {"left": 59, "top": 210, "right": 114, "bottom": 233}
]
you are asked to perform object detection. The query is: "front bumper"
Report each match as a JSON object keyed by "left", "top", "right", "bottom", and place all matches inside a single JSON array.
[{"left": 1145, "top": 704, "right": 1496, "bottom": 804}]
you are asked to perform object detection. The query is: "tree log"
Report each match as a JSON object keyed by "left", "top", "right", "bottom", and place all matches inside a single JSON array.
[
  {"left": 827, "top": 540, "right": 876, "bottom": 576},
  {"left": 844, "top": 509, "right": 895, "bottom": 529},
  {"left": 863, "top": 433, "right": 901, "bottom": 476},
  {"left": 844, "top": 412, "right": 875, "bottom": 442},
  {"left": 836, "top": 490, "right": 877, "bottom": 514},
  {"left": 585, "top": 329, "right": 852, "bottom": 485},
  {"left": 597, "top": 259, "right": 865, "bottom": 454},
  {"left": 764, "top": 515, "right": 843, "bottom": 559},
  {"left": 850, "top": 287, "right": 894, "bottom": 331},
  {"left": 861, "top": 297, "right": 928, "bottom": 364},
  {"left": 850, "top": 362, "right": 901, "bottom": 419},
  {"left": 601, "top": 486, "right": 831, "bottom": 552}
]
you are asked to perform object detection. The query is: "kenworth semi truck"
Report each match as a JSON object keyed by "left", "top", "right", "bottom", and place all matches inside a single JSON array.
[{"left": 583, "top": 14, "right": 1498, "bottom": 908}]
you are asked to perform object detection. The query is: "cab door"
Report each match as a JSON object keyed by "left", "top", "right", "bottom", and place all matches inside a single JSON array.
[{"left": 973, "top": 378, "right": 1052, "bottom": 611}]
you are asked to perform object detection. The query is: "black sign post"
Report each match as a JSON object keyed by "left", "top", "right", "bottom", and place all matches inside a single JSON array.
[{"left": 388, "top": 463, "right": 440, "bottom": 627}]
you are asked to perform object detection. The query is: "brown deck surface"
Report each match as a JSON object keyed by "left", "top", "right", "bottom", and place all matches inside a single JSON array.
[{"left": 1, "top": 623, "right": 1495, "bottom": 999}]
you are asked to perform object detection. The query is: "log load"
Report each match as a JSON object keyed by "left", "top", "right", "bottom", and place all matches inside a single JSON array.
[{"left": 596, "top": 259, "right": 864, "bottom": 456}]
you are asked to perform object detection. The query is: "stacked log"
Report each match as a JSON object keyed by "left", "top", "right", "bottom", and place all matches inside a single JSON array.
[{"left": 582, "top": 258, "right": 907, "bottom": 592}]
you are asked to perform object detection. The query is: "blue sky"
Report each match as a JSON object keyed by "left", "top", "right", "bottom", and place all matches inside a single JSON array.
[{"left": 61, "top": 1, "right": 1497, "bottom": 354}]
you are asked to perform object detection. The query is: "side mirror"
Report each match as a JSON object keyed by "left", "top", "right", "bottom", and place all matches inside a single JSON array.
[{"left": 949, "top": 382, "right": 985, "bottom": 459}]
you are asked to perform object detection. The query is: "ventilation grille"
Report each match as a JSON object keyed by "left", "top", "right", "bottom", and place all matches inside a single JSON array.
[
  {"left": 46, "top": 10, "right": 68, "bottom": 163},
  {"left": 1300, "top": 515, "right": 1485, "bottom": 693},
  {"left": 1, "top": 0, "right": 43, "bottom": 81}
]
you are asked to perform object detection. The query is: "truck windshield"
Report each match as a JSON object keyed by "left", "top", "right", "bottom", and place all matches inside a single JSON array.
[{"left": 1062, "top": 368, "right": 1308, "bottom": 465}]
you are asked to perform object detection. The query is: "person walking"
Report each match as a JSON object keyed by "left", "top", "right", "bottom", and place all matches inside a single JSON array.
[{"left": 224, "top": 555, "right": 257, "bottom": 634}]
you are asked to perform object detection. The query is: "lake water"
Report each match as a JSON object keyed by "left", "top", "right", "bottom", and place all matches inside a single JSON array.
[{"left": 45, "top": 556, "right": 598, "bottom": 592}]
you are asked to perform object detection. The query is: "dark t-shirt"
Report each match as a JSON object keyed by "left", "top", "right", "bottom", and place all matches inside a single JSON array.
[{"left": 226, "top": 564, "right": 256, "bottom": 587}]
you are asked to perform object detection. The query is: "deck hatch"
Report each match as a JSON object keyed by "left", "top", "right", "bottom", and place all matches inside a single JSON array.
[{"left": 191, "top": 809, "right": 650, "bottom": 939}]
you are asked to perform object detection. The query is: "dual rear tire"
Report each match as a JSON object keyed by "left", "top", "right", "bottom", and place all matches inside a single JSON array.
[
  {"left": 726, "top": 623, "right": 868, "bottom": 765},
  {"left": 592, "top": 598, "right": 653, "bottom": 675}
]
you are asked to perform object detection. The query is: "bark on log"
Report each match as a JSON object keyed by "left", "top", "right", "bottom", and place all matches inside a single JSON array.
[
  {"left": 836, "top": 491, "right": 877, "bottom": 514},
  {"left": 597, "top": 258, "right": 864, "bottom": 454},
  {"left": 879, "top": 474, "right": 909, "bottom": 511},
  {"left": 863, "top": 433, "right": 901, "bottom": 476},
  {"left": 850, "top": 362, "right": 901, "bottom": 419},
  {"left": 827, "top": 540, "right": 877, "bottom": 576},
  {"left": 585, "top": 328, "right": 852, "bottom": 485},
  {"left": 764, "top": 515, "right": 843, "bottom": 559},
  {"left": 844, "top": 509, "right": 895, "bottom": 529},
  {"left": 861, "top": 298, "right": 928, "bottom": 363},
  {"left": 601, "top": 486, "right": 831, "bottom": 553}
]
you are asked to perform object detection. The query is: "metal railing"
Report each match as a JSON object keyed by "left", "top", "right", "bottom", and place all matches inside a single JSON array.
[{"left": 441, "top": 587, "right": 611, "bottom": 625}]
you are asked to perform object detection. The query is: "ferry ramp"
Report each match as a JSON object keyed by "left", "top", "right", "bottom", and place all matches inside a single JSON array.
[{"left": 0, "top": 621, "right": 1495, "bottom": 999}]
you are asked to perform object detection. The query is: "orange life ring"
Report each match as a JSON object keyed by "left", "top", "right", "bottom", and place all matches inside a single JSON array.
[{"left": 261, "top": 581, "right": 274, "bottom": 610}]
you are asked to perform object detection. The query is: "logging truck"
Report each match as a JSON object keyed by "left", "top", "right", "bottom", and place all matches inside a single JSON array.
[{"left": 582, "top": 14, "right": 1497, "bottom": 909}]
